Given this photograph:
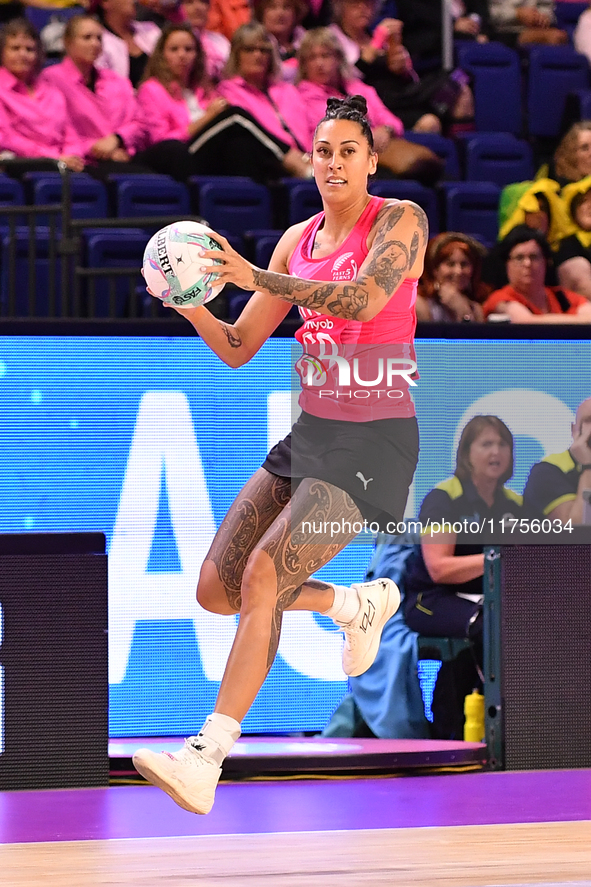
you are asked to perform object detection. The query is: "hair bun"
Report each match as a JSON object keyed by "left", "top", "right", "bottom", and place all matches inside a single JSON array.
[
  {"left": 346, "top": 94, "right": 368, "bottom": 116},
  {"left": 325, "top": 97, "right": 345, "bottom": 113},
  {"left": 320, "top": 93, "right": 374, "bottom": 148},
  {"left": 325, "top": 95, "right": 368, "bottom": 117}
]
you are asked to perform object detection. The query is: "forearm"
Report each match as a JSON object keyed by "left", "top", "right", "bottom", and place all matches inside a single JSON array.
[
  {"left": 173, "top": 304, "right": 251, "bottom": 368},
  {"left": 558, "top": 260, "right": 591, "bottom": 300},
  {"left": 251, "top": 267, "right": 379, "bottom": 320},
  {"left": 519, "top": 313, "right": 591, "bottom": 324},
  {"left": 425, "top": 551, "right": 485, "bottom": 584}
]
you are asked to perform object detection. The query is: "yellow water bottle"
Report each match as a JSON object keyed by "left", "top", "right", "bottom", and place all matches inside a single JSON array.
[{"left": 464, "top": 689, "right": 485, "bottom": 742}]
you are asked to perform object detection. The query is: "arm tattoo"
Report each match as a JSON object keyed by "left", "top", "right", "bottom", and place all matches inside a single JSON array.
[
  {"left": 409, "top": 229, "right": 420, "bottom": 268},
  {"left": 252, "top": 268, "right": 369, "bottom": 319},
  {"left": 219, "top": 322, "right": 242, "bottom": 348},
  {"left": 372, "top": 203, "right": 406, "bottom": 247},
  {"left": 411, "top": 205, "right": 429, "bottom": 245},
  {"left": 359, "top": 240, "right": 410, "bottom": 294}
]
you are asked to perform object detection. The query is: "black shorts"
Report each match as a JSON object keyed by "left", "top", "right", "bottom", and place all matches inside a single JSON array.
[{"left": 262, "top": 410, "right": 419, "bottom": 529}]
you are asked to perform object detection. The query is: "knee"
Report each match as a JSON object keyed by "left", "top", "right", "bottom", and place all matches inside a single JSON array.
[
  {"left": 196, "top": 559, "right": 236, "bottom": 614},
  {"left": 240, "top": 549, "right": 278, "bottom": 610},
  {"left": 413, "top": 114, "right": 442, "bottom": 134}
]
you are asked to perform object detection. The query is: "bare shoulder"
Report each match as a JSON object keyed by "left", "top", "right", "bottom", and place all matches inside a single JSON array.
[{"left": 370, "top": 199, "right": 429, "bottom": 247}]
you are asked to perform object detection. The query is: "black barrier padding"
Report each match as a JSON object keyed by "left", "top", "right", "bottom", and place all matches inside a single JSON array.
[
  {"left": 500, "top": 545, "right": 591, "bottom": 771},
  {"left": 0, "top": 544, "right": 108, "bottom": 790}
]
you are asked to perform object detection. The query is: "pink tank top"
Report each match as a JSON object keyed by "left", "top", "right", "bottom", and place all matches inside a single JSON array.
[{"left": 289, "top": 196, "right": 418, "bottom": 421}]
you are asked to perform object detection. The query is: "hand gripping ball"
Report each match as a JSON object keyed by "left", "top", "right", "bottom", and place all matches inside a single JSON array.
[{"left": 142, "top": 220, "right": 225, "bottom": 307}]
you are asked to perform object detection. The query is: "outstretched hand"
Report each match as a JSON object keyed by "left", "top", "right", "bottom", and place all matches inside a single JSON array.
[{"left": 201, "top": 230, "right": 258, "bottom": 291}]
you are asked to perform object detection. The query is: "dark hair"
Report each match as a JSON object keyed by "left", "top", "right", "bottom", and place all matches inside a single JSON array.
[
  {"left": 315, "top": 95, "right": 374, "bottom": 149},
  {"left": 253, "top": 0, "right": 307, "bottom": 27},
  {"left": 455, "top": 415, "right": 514, "bottom": 486},
  {"left": 142, "top": 23, "right": 205, "bottom": 92},
  {"left": 498, "top": 224, "right": 552, "bottom": 265},
  {"left": 0, "top": 17, "right": 44, "bottom": 77}
]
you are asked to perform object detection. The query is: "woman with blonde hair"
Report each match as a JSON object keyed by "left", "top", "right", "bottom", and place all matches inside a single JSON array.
[
  {"left": 296, "top": 27, "right": 443, "bottom": 184},
  {"left": 553, "top": 121, "right": 591, "bottom": 185},
  {"left": 417, "top": 232, "right": 488, "bottom": 322},
  {"left": 217, "top": 21, "right": 312, "bottom": 177},
  {"left": 41, "top": 14, "right": 146, "bottom": 168}
]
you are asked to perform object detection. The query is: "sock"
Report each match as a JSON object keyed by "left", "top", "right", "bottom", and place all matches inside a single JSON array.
[
  {"left": 190, "top": 712, "right": 241, "bottom": 766},
  {"left": 321, "top": 583, "right": 361, "bottom": 626}
]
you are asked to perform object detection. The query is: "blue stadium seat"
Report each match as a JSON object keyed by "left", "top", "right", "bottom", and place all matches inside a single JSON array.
[
  {"left": 23, "top": 172, "right": 108, "bottom": 219},
  {"left": 0, "top": 227, "right": 63, "bottom": 316},
  {"left": 244, "top": 229, "right": 283, "bottom": 267},
  {"left": 465, "top": 133, "right": 534, "bottom": 187},
  {"left": 369, "top": 180, "right": 440, "bottom": 235},
  {"left": 456, "top": 41, "right": 523, "bottom": 135},
  {"left": 0, "top": 175, "right": 25, "bottom": 205},
  {"left": 442, "top": 181, "right": 501, "bottom": 247},
  {"left": 83, "top": 228, "right": 149, "bottom": 317},
  {"left": 26, "top": 5, "right": 84, "bottom": 32},
  {"left": 110, "top": 174, "right": 190, "bottom": 218},
  {"left": 198, "top": 180, "right": 272, "bottom": 239},
  {"left": 188, "top": 175, "right": 253, "bottom": 213},
  {"left": 228, "top": 290, "right": 254, "bottom": 319},
  {"left": 526, "top": 45, "right": 590, "bottom": 137},
  {"left": 555, "top": 2, "right": 587, "bottom": 41},
  {"left": 282, "top": 180, "right": 323, "bottom": 226},
  {"left": 404, "top": 132, "right": 461, "bottom": 179}
]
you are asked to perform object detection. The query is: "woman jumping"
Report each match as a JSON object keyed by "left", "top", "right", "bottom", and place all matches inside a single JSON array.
[{"left": 133, "top": 95, "right": 428, "bottom": 814}]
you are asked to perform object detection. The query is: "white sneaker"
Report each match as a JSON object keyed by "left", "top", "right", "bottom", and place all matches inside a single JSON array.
[
  {"left": 340, "top": 578, "right": 400, "bottom": 677},
  {"left": 132, "top": 739, "right": 221, "bottom": 814}
]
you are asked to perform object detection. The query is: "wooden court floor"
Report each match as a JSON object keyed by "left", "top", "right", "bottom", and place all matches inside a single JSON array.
[
  {"left": 3, "top": 769, "right": 591, "bottom": 887},
  {"left": 2, "top": 821, "right": 591, "bottom": 887}
]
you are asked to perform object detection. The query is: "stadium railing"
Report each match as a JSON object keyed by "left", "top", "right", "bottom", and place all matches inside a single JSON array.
[{"left": 0, "top": 161, "right": 213, "bottom": 319}]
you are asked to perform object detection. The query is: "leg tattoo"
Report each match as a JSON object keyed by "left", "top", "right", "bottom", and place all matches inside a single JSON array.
[
  {"left": 206, "top": 469, "right": 291, "bottom": 612},
  {"left": 257, "top": 479, "right": 362, "bottom": 669}
]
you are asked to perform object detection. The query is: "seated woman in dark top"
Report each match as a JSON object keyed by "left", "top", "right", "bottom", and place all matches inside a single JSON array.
[
  {"left": 405, "top": 416, "right": 524, "bottom": 646},
  {"left": 329, "top": 0, "right": 474, "bottom": 135},
  {"left": 94, "top": 0, "right": 161, "bottom": 88},
  {"left": 404, "top": 415, "right": 526, "bottom": 737},
  {"left": 555, "top": 175, "right": 591, "bottom": 302},
  {"left": 253, "top": 0, "right": 307, "bottom": 82}
]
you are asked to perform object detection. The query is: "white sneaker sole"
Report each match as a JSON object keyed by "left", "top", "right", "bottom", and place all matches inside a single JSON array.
[
  {"left": 132, "top": 749, "right": 218, "bottom": 815},
  {"left": 346, "top": 578, "right": 400, "bottom": 677}
]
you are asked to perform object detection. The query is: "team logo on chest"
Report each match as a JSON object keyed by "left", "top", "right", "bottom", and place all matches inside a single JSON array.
[{"left": 331, "top": 251, "right": 358, "bottom": 281}]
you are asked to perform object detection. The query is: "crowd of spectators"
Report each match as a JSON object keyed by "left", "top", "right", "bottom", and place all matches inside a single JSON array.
[{"left": 1, "top": 0, "right": 591, "bottom": 322}]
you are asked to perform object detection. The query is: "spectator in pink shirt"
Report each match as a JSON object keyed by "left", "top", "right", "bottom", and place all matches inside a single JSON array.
[
  {"left": 137, "top": 22, "right": 312, "bottom": 180},
  {"left": 41, "top": 14, "right": 147, "bottom": 168},
  {"left": 180, "top": 0, "right": 229, "bottom": 82},
  {"left": 296, "top": 28, "right": 443, "bottom": 184},
  {"left": 0, "top": 18, "right": 84, "bottom": 171},
  {"left": 253, "top": 0, "right": 307, "bottom": 83},
  {"left": 217, "top": 21, "right": 312, "bottom": 176},
  {"left": 93, "top": 0, "right": 161, "bottom": 88}
]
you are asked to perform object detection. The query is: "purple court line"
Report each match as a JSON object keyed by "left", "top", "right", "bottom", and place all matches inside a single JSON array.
[{"left": 2, "top": 769, "right": 591, "bottom": 844}]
